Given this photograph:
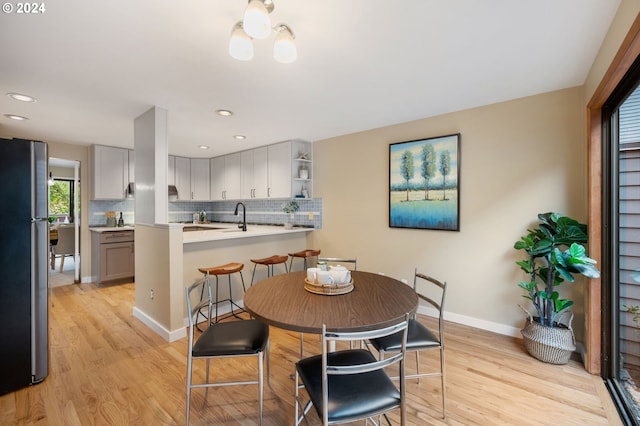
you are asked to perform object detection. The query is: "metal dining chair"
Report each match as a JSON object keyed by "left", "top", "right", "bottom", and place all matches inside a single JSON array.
[
  {"left": 368, "top": 268, "right": 447, "bottom": 419},
  {"left": 185, "top": 276, "right": 270, "bottom": 425},
  {"left": 295, "top": 315, "right": 409, "bottom": 425},
  {"left": 317, "top": 256, "right": 358, "bottom": 270}
]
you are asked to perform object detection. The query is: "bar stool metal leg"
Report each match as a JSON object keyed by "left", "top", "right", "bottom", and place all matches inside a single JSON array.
[
  {"left": 214, "top": 272, "right": 246, "bottom": 323},
  {"left": 197, "top": 262, "right": 246, "bottom": 324},
  {"left": 250, "top": 255, "right": 289, "bottom": 285}
]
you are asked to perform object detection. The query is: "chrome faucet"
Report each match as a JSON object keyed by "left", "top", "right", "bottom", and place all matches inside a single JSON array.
[{"left": 234, "top": 202, "right": 247, "bottom": 231}]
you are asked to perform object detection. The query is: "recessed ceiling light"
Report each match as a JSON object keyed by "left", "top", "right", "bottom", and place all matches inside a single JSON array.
[
  {"left": 4, "top": 114, "right": 29, "bottom": 121},
  {"left": 198, "top": 145, "right": 210, "bottom": 149},
  {"left": 7, "top": 92, "right": 36, "bottom": 102},
  {"left": 216, "top": 109, "right": 233, "bottom": 116},
  {"left": 234, "top": 135, "right": 246, "bottom": 140}
]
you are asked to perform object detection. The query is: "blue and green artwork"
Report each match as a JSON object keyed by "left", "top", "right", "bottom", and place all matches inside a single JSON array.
[{"left": 389, "top": 134, "right": 460, "bottom": 231}]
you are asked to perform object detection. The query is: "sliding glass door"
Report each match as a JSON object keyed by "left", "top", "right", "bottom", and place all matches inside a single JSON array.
[{"left": 603, "top": 58, "right": 640, "bottom": 425}]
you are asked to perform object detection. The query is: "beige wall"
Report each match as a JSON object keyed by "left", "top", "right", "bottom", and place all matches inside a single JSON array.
[
  {"left": 133, "top": 224, "right": 180, "bottom": 336},
  {"left": 311, "top": 87, "right": 588, "bottom": 339}
]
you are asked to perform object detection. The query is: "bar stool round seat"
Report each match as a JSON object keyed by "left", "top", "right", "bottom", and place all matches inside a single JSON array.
[
  {"left": 288, "top": 249, "right": 321, "bottom": 271},
  {"left": 197, "top": 262, "right": 246, "bottom": 324},
  {"left": 250, "top": 255, "right": 289, "bottom": 285},
  {"left": 198, "top": 262, "right": 244, "bottom": 276}
]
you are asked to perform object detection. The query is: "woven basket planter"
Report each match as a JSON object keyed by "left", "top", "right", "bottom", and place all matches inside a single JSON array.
[{"left": 520, "top": 310, "right": 576, "bottom": 365}]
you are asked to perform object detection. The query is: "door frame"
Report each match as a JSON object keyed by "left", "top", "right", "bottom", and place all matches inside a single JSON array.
[{"left": 587, "top": 13, "right": 640, "bottom": 374}]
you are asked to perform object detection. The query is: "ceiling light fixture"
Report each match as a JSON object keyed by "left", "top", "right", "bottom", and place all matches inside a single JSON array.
[
  {"left": 198, "top": 145, "right": 210, "bottom": 149},
  {"left": 243, "top": 0, "right": 272, "bottom": 39},
  {"left": 229, "top": 22, "right": 254, "bottom": 61},
  {"left": 234, "top": 135, "right": 246, "bottom": 140},
  {"left": 216, "top": 109, "right": 233, "bottom": 116},
  {"left": 273, "top": 24, "right": 297, "bottom": 64},
  {"left": 229, "top": 0, "right": 296, "bottom": 64},
  {"left": 4, "top": 114, "right": 29, "bottom": 121},
  {"left": 7, "top": 92, "right": 36, "bottom": 102}
]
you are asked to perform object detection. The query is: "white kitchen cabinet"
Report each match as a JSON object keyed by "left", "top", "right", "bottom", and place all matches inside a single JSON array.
[
  {"left": 210, "top": 156, "right": 225, "bottom": 200},
  {"left": 238, "top": 141, "right": 312, "bottom": 200},
  {"left": 268, "top": 142, "right": 292, "bottom": 198},
  {"left": 241, "top": 147, "right": 268, "bottom": 199},
  {"left": 210, "top": 153, "right": 241, "bottom": 200},
  {"left": 190, "top": 158, "right": 210, "bottom": 201},
  {"left": 90, "top": 144, "right": 129, "bottom": 200},
  {"left": 171, "top": 156, "right": 210, "bottom": 200},
  {"left": 174, "top": 156, "right": 191, "bottom": 200}
]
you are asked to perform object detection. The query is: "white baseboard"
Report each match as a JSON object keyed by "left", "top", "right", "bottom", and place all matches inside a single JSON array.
[
  {"left": 416, "top": 305, "right": 522, "bottom": 338},
  {"left": 132, "top": 306, "right": 186, "bottom": 342},
  {"left": 133, "top": 302, "right": 241, "bottom": 342},
  {"left": 418, "top": 306, "right": 586, "bottom": 361}
]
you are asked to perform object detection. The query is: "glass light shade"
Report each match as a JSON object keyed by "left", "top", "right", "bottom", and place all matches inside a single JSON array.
[
  {"left": 243, "top": 0, "right": 271, "bottom": 39},
  {"left": 273, "top": 26, "right": 297, "bottom": 64},
  {"left": 229, "top": 23, "right": 254, "bottom": 61}
]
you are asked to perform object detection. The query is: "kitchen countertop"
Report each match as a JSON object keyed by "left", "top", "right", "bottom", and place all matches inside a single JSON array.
[
  {"left": 89, "top": 226, "right": 135, "bottom": 233},
  {"left": 88, "top": 223, "right": 314, "bottom": 241},
  {"left": 180, "top": 222, "right": 313, "bottom": 244}
]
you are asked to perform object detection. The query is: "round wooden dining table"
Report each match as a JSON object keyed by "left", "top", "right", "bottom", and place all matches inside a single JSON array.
[{"left": 243, "top": 270, "right": 418, "bottom": 334}]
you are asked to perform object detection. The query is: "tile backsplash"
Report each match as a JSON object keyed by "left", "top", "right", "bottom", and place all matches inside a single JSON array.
[
  {"left": 89, "top": 199, "right": 135, "bottom": 226},
  {"left": 89, "top": 198, "right": 323, "bottom": 228}
]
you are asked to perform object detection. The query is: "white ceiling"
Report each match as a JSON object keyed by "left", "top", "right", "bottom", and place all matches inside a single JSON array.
[{"left": 0, "top": 0, "right": 621, "bottom": 158}]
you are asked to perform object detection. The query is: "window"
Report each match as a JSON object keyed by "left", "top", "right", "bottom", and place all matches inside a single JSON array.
[{"left": 49, "top": 178, "right": 77, "bottom": 223}]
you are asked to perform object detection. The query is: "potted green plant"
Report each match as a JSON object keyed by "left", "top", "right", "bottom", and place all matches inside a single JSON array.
[
  {"left": 514, "top": 212, "right": 600, "bottom": 364},
  {"left": 282, "top": 200, "right": 299, "bottom": 229}
]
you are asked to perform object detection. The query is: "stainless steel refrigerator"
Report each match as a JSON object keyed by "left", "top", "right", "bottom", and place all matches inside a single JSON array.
[{"left": 0, "top": 138, "right": 49, "bottom": 396}]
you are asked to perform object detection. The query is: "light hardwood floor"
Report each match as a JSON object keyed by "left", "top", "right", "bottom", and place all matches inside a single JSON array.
[{"left": 0, "top": 282, "right": 623, "bottom": 425}]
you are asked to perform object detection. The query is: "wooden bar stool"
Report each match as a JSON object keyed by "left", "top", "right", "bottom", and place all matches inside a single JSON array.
[
  {"left": 250, "top": 255, "right": 289, "bottom": 285},
  {"left": 288, "top": 249, "right": 321, "bottom": 271},
  {"left": 198, "top": 262, "right": 246, "bottom": 324}
]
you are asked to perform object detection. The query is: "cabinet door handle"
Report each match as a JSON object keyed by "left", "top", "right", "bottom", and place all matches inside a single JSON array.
[{"left": 268, "top": 187, "right": 271, "bottom": 197}]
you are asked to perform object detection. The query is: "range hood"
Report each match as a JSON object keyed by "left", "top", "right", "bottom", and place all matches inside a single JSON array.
[
  {"left": 126, "top": 183, "right": 179, "bottom": 200},
  {"left": 168, "top": 185, "right": 178, "bottom": 201},
  {"left": 126, "top": 182, "right": 134, "bottom": 198}
]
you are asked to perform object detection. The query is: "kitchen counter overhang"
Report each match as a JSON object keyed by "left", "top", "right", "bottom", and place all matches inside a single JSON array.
[
  {"left": 180, "top": 223, "right": 312, "bottom": 244},
  {"left": 89, "top": 226, "right": 135, "bottom": 233}
]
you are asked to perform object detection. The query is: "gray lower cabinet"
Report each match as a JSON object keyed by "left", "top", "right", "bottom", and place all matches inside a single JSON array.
[{"left": 91, "top": 230, "right": 135, "bottom": 284}]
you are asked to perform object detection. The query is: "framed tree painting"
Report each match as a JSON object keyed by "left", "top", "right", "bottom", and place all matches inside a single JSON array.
[{"left": 389, "top": 133, "right": 460, "bottom": 231}]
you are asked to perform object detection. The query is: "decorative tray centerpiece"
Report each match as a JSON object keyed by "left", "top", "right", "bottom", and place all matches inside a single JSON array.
[{"left": 304, "top": 278, "right": 354, "bottom": 295}]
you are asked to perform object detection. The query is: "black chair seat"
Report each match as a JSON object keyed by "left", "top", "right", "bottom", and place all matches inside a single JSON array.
[
  {"left": 193, "top": 320, "right": 269, "bottom": 357},
  {"left": 296, "top": 349, "right": 400, "bottom": 423},
  {"left": 369, "top": 319, "right": 440, "bottom": 352}
]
